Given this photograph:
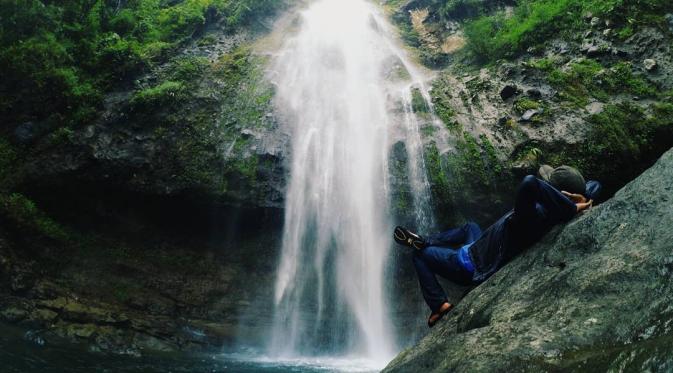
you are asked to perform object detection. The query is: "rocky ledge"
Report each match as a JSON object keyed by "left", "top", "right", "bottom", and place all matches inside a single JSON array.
[{"left": 384, "top": 146, "right": 673, "bottom": 372}]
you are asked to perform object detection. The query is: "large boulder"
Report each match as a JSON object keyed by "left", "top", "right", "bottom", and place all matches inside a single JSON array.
[{"left": 384, "top": 147, "right": 673, "bottom": 372}]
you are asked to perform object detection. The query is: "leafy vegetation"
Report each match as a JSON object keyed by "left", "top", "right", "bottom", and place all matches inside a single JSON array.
[
  {"left": 462, "top": 0, "right": 673, "bottom": 62},
  {"left": 131, "top": 80, "right": 187, "bottom": 108},
  {"left": 529, "top": 58, "right": 659, "bottom": 106},
  {"left": 0, "top": 0, "right": 285, "bottom": 132},
  {"left": 520, "top": 101, "right": 673, "bottom": 194},
  {"left": 424, "top": 132, "right": 511, "bottom": 223},
  {"left": 0, "top": 193, "right": 69, "bottom": 241},
  {"left": 430, "top": 77, "right": 461, "bottom": 132},
  {"left": 411, "top": 88, "right": 430, "bottom": 113}
]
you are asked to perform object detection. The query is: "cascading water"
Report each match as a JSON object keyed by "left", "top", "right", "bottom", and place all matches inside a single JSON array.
[{"left": 269, "top": 0, "right": 438, "bottom": 367}]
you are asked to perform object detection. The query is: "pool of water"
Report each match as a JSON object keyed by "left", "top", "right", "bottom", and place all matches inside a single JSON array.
[{"left": 1, "top": 327, "right": 383, "bottom": 372}]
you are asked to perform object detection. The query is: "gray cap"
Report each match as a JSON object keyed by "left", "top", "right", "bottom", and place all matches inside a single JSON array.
[{"left": 538, "top": 165, "right": 586, "bottom": 195}]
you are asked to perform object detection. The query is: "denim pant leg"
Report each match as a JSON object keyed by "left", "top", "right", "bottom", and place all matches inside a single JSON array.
[
  {"left": 426, "top": 222, "right": 483, "bottom": 247},
  {"left": 413, "top": 246, "right": 473, "bottom": 312}
]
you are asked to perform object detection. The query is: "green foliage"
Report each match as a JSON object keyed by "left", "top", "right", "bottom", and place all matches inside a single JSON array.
[
  {"left": 431, "top": 78, "right": 461, "bottom": 132},
  {"left": 0, "top": 193, "right": 68, "bottom": 241},
  {"left": 527, "top": 56, "right": 557, "bottom": 71},
  {"left": 423, "top": 143, "right": 452, "bottom": 212},
  {"left": 544, "top": 59, "right": 658, "bottom": 106},
  {"left": 480, "top": 134, "right": 503, "bottom": 175},
  {"left": 131, "top": 81, "right": 186, "bottom": 108},
  {"left": 463, "top": 0, "right": 673, "bottom": 62},
  {"left": 421, "top": 125, "right": 438, "bottom": 137},
  {"left": 602, "top": 62, "right": 657, "bottom": 97},
  {"left": 168, "top": 56, "right": 210, "bottom": 81},
  {"left": 0, "top": 0, "right": 285, "bottom": 133},
  {"left": 439, "top": 0, "right": 504, "bottom": 20},
  {"left": 513, "top": 98, "right": 541, "bottom": 114},
  {"left": 411, "top": 88, "right": 430, "bottom": 113},
  {"left": 533, "top": 100, "right": 673, "bottom": 194},
  {"left": 424, "top": 132, "right": 510, "bottom": 223},
  {"left": 588, "top": 103, "right": 658, "bottom": 160},
  {"left": 215, "top": 48, "right": 275, "bottom": 129}
]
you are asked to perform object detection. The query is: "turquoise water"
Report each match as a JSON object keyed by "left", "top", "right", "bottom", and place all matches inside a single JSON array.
[{"left": 1, "top": 327, "right": 381, "bottom": 372}]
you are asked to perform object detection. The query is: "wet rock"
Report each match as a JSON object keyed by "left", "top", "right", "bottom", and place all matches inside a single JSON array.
[
  {"left": 384, "top": 148, "right": 673, "bottom": 372},
  {"left": 667, "top": 14, "right": 673, "bottom": 33},
  {"left": 14, "top": 122, "right": 37, "bottom": 144},
  {"left": 582, "top": 42, "right": 607, "bottom": 57},
  {"left": 644, "top": 58, "right": 658, "bottom": 71},
  {"left": 585, "top": 102, "right": 605, "bottom": 115},
  {"left": 497, "top": 116, "right": 514, "bottom": 129},
  {"left": 1, "top": 307, "right": 29, "bottom": 323},
  {"left": 526, "top": 88, "right": 542, "bottom": 99},
  {"left": 499, "top": 84, "right": 518, "bottom": 100},
  {"left": 603, "top": 28, "right": 612, "bottom": 37},
  {"left": 24, "top": 330, "right": 46, "bottom": 346},
  {"left": 520, "top": 109, "right": 543, "bottom": 122},
  {"left": 611, "top": 48, "right": 629, "bottom": 57},
  {"left": 10, "top": 265, "right": 36, "bottom": 294}
]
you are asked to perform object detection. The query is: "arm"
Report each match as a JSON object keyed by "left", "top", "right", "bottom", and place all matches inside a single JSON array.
[
  {"left": 562, "top": 191, "right": 593, "bottom": 213},
  {"left": 514, "top": 175, "right": 578, "bottom": 223}
]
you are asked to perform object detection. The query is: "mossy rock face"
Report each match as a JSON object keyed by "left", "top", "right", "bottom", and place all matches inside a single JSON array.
[
  {"left": 423, "top": 133, "right": 513, "bottom": 226},
  {"left": 385, "top": 148, "right": 673, "bottom": 373},
  {"left": 16, "top": 45, "right": 287, "bottom": 210}
]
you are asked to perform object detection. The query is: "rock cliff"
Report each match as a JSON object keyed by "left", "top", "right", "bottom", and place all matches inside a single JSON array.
[{"left": 384, "top": 147, "right": 673, "bottom": 372}]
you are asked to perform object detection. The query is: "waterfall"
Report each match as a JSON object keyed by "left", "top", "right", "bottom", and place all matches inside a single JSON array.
[{"left": 269, "top": 0, "right": 437, "bottom": 366}]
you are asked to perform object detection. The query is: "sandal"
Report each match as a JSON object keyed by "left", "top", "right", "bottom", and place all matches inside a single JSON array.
[
  {"left": 393, "top": 226, "right": 427, "bottom": 250},
  {"left": 428, "top": 302, "right": 453, "bottom": 328}
]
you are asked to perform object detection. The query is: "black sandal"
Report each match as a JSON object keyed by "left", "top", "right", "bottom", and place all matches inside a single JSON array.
[{"left": 393, "top": 226, "right": 427, "bottom": 250}]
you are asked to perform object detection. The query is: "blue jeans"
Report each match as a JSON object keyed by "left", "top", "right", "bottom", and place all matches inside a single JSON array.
[{"left": 413, "top": 222, "right": 482, "bottom": 312}]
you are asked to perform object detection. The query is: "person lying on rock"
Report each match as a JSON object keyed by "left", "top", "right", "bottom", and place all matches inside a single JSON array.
[{"left": 394, "top": 165, "right": 602, "bottom": 328}]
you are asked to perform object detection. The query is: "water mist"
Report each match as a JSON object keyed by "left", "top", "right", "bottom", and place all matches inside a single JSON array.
[{"left": 269, "top": 0, "right": 437, "bottom": 367}]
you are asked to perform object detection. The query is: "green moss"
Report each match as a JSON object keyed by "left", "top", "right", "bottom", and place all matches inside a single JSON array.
[
  {"left": 424, "top": 132, "right": 511, "bottom": 223},
  {"left": 411, "top": 88, "right": 430, "bottom": 113},
  {"left": 423, "top": 143, "right": 452, "bottom": 212},
  {"left": 616, "top": 25, "right": 635, "bottom": 39},
  {"left": 166, "top": 56, "right": 210, "bottom": 82},
  {"left": 525, "top": 100, "right": 673, "bottom": 195},
  {"left": 229, "top": 155, "right": 259, "bottom": 182},
  {"left": 197, "top": 35, "right": 218, "bottom": 47},
  {"left": 588, "top": 103, "right": 654, "bottom": 159},
  {"left": 463, "top": 0, "right": 673, "bottom": 62},
  {"left": 513, "top": 98, "right": 542, "bottom": 114},
  {"left": 0, "top": 0, "right": 286, "bottom": 138},
  {"left": 547, "top": 59, "right": 658, "bottom": 107},
  {"left": 602, "top": 62, "right": 658, "bottom": 97},
  {"left": 0, "top": 193, "right": 69, "bottom": 241},
  {"left": 431, "top": 78, "right": 461, "bottom": 132},
  {"left": 131, "top": 81, "right": 187, "bottom": 108},
  {"left": 480, "top": 134, "right": 503, "bottom": 175},
  {"left": 421, "top": 125, "right": 438, "bottom": 137},
  {"left": 527, "top": 56, "right": 558, "bottom": 72}
]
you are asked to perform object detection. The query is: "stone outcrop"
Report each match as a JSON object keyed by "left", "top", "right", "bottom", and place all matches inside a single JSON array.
[{"left": 384, "top": 147, "right": 673, "bottom": 372}]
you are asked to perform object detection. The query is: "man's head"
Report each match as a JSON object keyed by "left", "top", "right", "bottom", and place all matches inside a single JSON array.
[{"left": 538, "top": 165, "right": 586, "bottom": 195}]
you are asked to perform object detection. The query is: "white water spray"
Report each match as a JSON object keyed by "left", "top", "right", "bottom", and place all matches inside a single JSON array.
[{"left": 269, "top": 0, "right": 437, "bottom": 366}]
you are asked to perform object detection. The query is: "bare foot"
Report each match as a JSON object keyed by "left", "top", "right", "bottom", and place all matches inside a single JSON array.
[{"left": 428, "top": 302, "right": 453, "bottom": 328}]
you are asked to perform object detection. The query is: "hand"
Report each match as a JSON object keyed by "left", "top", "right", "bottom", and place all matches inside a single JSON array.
[{"left": 562, "top": 191, "right": 592, "bottom": 213}]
